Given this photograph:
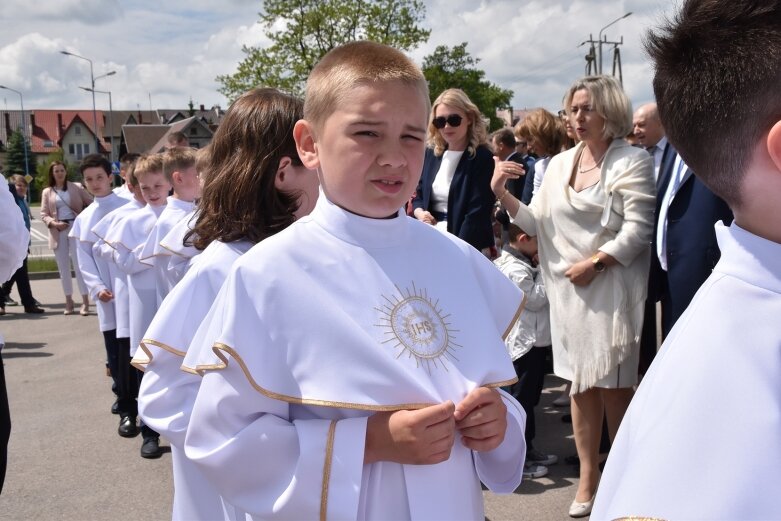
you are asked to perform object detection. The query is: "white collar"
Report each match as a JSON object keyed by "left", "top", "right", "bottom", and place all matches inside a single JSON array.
[
  {"left": 307, "top": 190, "right": 409, "bottom": 249},
  {"left": 714, "top": 222, "right": 781, "bottom": 293}
]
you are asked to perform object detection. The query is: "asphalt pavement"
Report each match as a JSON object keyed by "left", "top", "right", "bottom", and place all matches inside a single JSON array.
[{"left": 1, "top": 277, "right": 584, "bottom": 520}]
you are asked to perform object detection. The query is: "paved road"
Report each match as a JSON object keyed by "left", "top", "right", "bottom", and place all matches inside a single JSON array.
[{"left": 1, "top": 278, "right": 584, "bottom": 520}]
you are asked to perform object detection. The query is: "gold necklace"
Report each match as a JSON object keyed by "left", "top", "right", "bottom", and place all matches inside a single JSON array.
[{"left": 578, "top": 148, "right": 607, "bottom": 174}]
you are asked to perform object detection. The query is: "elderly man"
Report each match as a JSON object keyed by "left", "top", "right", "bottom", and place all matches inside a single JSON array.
[{"left": 632, "top": 102, "right": 667, "bottom": 180}]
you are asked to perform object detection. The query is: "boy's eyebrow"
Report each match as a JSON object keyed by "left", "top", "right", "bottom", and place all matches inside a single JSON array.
[{"left": 348, "top": 120, "right": 426, "bottom": 133}]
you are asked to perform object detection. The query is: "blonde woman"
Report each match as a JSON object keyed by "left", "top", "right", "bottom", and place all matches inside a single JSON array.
[
  {"left": 40, "top": 161, "right": 93, "bottom": 315},
  {"left": 412, "top": 88, "right": 496, "bottom": 254},
  {"left": 493, "top": 76, "right": 655, "bottom": 517}
]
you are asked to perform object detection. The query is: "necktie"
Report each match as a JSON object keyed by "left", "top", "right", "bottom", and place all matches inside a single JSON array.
[{"left": 657, "top": 156, "right": 687, "bottom": 270}]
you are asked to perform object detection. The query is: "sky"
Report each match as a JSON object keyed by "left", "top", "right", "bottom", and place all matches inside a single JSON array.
[{"left": 0, "top": 0, "right": 679, "bottom": 115}]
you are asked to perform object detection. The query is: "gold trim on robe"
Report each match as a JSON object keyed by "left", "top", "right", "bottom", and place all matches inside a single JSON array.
[
  {"left": 320, "top": 420, "right": 337, "bottom": 521},
  {"left": 502, "top": 294, "right": 527, "bottom": 340},
  {"left": 196, "top": 343, "right": 519, "bottom": 412},
  {"left": 131, "top": 338, "right": 186, "bottom": 371}
]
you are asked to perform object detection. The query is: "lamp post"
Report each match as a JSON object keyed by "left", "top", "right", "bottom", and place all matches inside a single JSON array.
[
  {"left": 60, "top": 50, "right": 101, "bottom": 155},
  {"left": 80, "top": 87, "right": 115, "bottom": 163},
  {"left": 598, "top": 12, "right": 632, "bottom": 74},
  {"left": 0, "top": 84, "right": 30, "bottom": 177},
  {"left": 88, "top": 70, "right": 116, "bottom": 160}
]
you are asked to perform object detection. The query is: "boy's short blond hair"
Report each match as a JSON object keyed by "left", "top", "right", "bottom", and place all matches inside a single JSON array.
[
  {"left": 162, "top": 147, "right": 198, "bottom": 183},
  {"left": 304, "top": 40, "right": 430, "bottom": 132},
  {"left": 134, "top": 153, "right": 165, "bottom": 181}
]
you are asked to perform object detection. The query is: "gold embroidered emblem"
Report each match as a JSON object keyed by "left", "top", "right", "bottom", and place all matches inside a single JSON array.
[{"left": 376, "top": 283, "right": 460, "bottom": 372}]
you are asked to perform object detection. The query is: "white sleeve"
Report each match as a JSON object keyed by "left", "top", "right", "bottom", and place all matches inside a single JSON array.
[
  {"left": 76, "top": 240, "right": 107, "bottom": 299},
  {"left": 185, "top": 361, "right": 367, "bottom": 519},
  {"left": 0, "top": 187, "right": 28, "bottom": 282},
  {"left": 137, "top": 350, "right": 200, "bottom": 449},
  {"left": 113, "top": 244, "right": 152, "bottom": 275},
  {"left": 474, "top": 388, "right": 526, "bottom": 493}
]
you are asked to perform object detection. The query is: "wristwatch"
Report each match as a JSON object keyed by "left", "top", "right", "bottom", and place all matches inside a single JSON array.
[{"left": 591, "top": 254, "right": 606, "bottom": 273}]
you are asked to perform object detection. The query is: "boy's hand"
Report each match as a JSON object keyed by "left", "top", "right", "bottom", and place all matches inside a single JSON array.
[
  {"left": 97, "top": 289, "right": 113, "bottom": 302},
  {"left": 365, "top": 401, "right": 456, "bottom": 465},
  {"left": 454, "top": 387, "right": 507, "bottom": 452}
]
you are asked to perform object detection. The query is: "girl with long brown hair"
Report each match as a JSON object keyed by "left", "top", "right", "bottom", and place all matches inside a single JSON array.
[{"left": 131, "top": 87, "right": 318, "bottom": 520}]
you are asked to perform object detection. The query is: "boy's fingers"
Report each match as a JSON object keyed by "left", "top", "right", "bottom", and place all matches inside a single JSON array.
[
  {"left": 454, "top": 387, "right": 495, "bottom": 420},
  {"left": 414, "top": 400, "right": 455, "bottom": 427}
]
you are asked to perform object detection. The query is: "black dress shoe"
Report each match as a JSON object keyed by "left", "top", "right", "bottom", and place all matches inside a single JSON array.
[
  {"left": 24, "top": 305, "right": 45, "bottom": 314},
  {"left": 140, "top": 437, "right": 163, "bottom": 459},
  {"left": 4, "top": 296, "right": 18, "bottom": 306},
  {"left": 111, "top": 399, "right": 119, "bottom": 415},
  {"left": 118, "top": 416, "right": 139, "bottom": 438}
]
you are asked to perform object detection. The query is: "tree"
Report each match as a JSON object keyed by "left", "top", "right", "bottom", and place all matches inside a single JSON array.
[
  {"left": 422, "top": 42, "right": 514, "bottom": 131},
  {"left": 5, "top": 130, "right": 33, "bottom": 177},
  {"left": 217, "top": 0, "right": 430, "bottom": 100}
]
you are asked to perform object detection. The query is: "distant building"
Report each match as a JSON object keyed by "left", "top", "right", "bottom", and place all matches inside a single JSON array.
[{"left": 0, "top": 104, "right": 224, "bottom": 170}]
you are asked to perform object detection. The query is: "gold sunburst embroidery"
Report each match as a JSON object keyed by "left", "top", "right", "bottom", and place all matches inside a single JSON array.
[{"left": 375, "top": 282, "right": 461, "bottom": 373}]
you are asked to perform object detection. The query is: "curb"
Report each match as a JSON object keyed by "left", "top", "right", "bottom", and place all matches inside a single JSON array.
[{"left": 29, "top": 271, "right": 72, "bottom": 281}]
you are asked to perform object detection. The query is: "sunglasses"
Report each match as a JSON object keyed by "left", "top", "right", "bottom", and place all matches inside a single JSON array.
[{"left": 432, "top": 114, "right": 463, "bottom": 129}]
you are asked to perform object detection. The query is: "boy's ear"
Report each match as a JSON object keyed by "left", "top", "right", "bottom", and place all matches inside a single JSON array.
[
  {"left": 767, "top": 119, "right": 781, "bottom": 173},
  {"left": 293, "top": 120, "right": 320, "bottom": 170},
  {"left": 171, "top": 170, "right": 181, "bottom": 185},
  {"left": 274, "top": 156, "right": 292, "bottom": 190}
]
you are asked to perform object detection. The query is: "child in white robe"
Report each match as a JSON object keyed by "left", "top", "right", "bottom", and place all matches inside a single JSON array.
[
  {"left": 138, "top": 147, "right": 199, "bottom": 305},
  {"left": 92, "top": 159, "right": 146, "bottom": 427},
  {"left": 183, "top": 41, "right": 527, "bottom": 520},
  {"left": 105, "top": 153, "right": 171, "bottom": 458},
  {"left": 133, "top": 88, "right": 319, "bottom": 521},
  {"left": 593, "top": 2, "right": 781, "bottom": 519},
  {"left": 68, "top": 155, "right": 128, "bottom": 414},
  {"left": 157, "top": 149, "right": 210, "bottom": 287}
]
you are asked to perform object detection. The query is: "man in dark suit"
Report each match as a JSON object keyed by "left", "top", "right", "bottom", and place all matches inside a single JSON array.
[
  {"left": 640, "top": 143, "right": 733, "bottom": 373},
  {"left": 491, "top": 129, "right": 529, "bottom": 246}
]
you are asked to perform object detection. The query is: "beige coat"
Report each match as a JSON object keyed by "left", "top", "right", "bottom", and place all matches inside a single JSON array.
[
  {"left": 40, "top": 181, "right": 93, "bottom": 249},
  {"left": 512, "top": 139, "right": 656, "bottom": 392}
]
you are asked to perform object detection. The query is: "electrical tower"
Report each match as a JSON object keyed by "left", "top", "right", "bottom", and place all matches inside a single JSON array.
[{"left": 580, "top": 33, "right": 625, "bottom": 84}]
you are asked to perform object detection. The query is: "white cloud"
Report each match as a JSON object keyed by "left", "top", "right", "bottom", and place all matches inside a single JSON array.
[
  {"left": 0, "top": 0, "right": 121, "bottom": 23},
  {"left": 0, "top": 0, "right": 682, "bottom": 114}
]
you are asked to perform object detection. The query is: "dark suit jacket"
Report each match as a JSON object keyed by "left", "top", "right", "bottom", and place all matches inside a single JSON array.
[
  {"left": 519, "top": 155, "right": 537, "bottom": 205},
  {"left": 495, "top": 152, "right": 529, "bottom": 229},
  {"left": 651, "top": 144, "right": 733, "bottom": 335},
  {"left": 413, "top": 145, "right": 496, "bottom": 251}
]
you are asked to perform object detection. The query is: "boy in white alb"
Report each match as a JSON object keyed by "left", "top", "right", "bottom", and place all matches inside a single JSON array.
[
  {"left": 592, "top": 1, "right": 781, "bottom": 519},
  {"left": 157, "top": 148, "right": 209, "bottom": 289},
  {"left": 184, "top": 42, "right": 527, "bottom": 520},
  {"left": 68, "top": 155, "right": 128, "bottom": 416},
  {"left": 113, "top": 154, "right": 139, "bottom": 201},
  {"left": 138, "top": 147, "right": 199, "bottom": 304},
  {"left": 105, "top": 153, "right": 171, "bottom": 458},
  {"left": 93, "top": 160, "right": 146, "bottom": 433}
]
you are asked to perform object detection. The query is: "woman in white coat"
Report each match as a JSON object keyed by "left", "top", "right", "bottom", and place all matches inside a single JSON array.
[{"left": 492, "top": 76, "right": 656, "bottom": 518}]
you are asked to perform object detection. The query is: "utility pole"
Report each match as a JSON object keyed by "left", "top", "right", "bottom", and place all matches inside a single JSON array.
[
  {"left": 581, "top": 33, "right": 626, "bottom": 84},
  {"left": 580, "top": 35, "right": 598, "bottom": 75}
]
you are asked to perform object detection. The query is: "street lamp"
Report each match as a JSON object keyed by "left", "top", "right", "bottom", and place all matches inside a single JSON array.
[
  {"left": 80, "top": 87, "right": 115, "bottom": 163},
  {"left": 598, "top": 12, "right": 632, "bottom": 74},
  {"left": 60, "top": 50, "right": 101, "bottom": 155},
  {"left": 0, "top": 84, "right": 30, "bottom": 177}
]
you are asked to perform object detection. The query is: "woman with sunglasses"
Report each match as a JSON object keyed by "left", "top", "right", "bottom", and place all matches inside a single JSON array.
[
  {"left": 493, "top": 76, "right": 655, "bottom": 518},
  {"left": 412, "top": 88, "right": 496, "bottom": 256}
]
